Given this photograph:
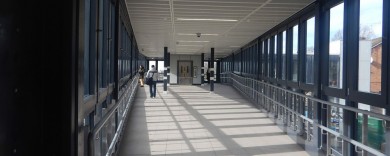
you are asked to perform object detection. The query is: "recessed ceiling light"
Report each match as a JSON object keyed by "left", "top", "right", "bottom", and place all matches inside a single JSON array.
[
  {"left": 177, "top": 18, "right": 237, "bottom": 22},
  {"left": 229, "top": 46, "right": 240, "bottom": 48},
  {"left": 177, "top": 40, "right": 210, "bottom": 43},
  {"left": 177, "top": 33, "right": 219, "bottom": 36}
]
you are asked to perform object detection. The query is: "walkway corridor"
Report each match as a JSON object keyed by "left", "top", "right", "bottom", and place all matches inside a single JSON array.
[{"left": 118, "top": 84, "right": 310, "bottom": 156}]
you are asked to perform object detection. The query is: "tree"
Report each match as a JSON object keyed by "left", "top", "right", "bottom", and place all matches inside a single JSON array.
[
  {"left": 359, "top": 25, "right": 375, "bottom": 40},
  {"left": 331, "top": 25, "right": 376, "bottom": 41},
  {"left": 331, "top": 30, "right": 343, "bottom": 41}
]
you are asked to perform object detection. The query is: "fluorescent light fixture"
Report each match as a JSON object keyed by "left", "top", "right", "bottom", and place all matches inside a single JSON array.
[
  {"left": 177, "top": 45, "right": 203, "bottom": 47},
  {"left": 177, "top": 33, "right": 219, "bottom": 36},
  {"left": 177, "top": 40, "right": 210, "bottom": 43},
  {"left": 177, "top": 18, "right": 237, "bottom": 22},
  {"left": 229, "top": 46, "right": 240, "bottom": 48}
]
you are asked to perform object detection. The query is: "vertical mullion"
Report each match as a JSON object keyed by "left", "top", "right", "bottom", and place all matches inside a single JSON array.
[
  {"left": 300, "top": 20, "right": 307, "bottom": 85},
  {"left": 344, "top": 0, "right": 359, "bottom": 155}
]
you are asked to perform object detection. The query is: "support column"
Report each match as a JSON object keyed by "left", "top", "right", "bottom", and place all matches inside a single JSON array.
[
  {"left": 210, "top": 48, "right": 214, "bottom": 92},
  {"left": 207, "top": 59, "right": 211, "bottom": 83},
  {"left": 167, "top": 52, "right": 170, "bottom": 86},
  {"left": 201, "top": 53, "right": 204, "bottom": 86},
  {"left": 163, "top": 47, "right": 168, "bottom": 94},
  {"left": 216, "top": 60, "right": 220, "bottom": 83}
]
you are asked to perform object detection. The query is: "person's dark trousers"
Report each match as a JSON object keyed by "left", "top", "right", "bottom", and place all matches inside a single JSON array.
[{"left": 149, "top": 81, "right": 157, "bottom": 98}]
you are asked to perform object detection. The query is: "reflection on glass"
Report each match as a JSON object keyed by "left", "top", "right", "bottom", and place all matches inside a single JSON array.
[
  {"left": 303, "top": 92, "right": 313, "bottom": 140},
  {"left": 262, "top": 41, "right": 265, "bottom": 75},
  {"left": 328, "top": 96, "right": 345, "bottom": 154},
  {"left": 306, "top": 17, "right": 315, "bottom": 84},
  {"left": 357, "top": 103, "right": 386, "bottom": 152},
  {"left": 83, "top": 0, "right": 91, "bottom": 96},
  {"left": 274, "top": 35, "right": 278, "bottom": 78},
  {"left": 329, "top": 3, "right": 344, "bottom": 88},
  {"left": 292, "top": 25, "right": 299, "bottom": 81},
  {"left": 358, "top": 0, "right": 383, "bottom": 94},
  {"left": 282, "top": 31, "right": 287, "bottom": 80},
  {"left": 204, "top": 61, "right": 209, "bottom": 81},
  {"left": 267, "top": 39, "right": 270, "bottom": 77},
  {"left": 214, "top": 62, "right": 217, "bottom": 81}
]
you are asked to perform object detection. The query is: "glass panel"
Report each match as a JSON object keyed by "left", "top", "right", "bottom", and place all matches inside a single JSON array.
[
  {"left": 357, "top": 103, "right": 386, "bottom": 153},
  {"left": 328, "top": 96, "right": 345, "bottom": 154},
  {"left": 149, "top": 60, "right": 156, "bottom": 69},
  {"left": 98, "top": 0, "right": 104, "bottom": 88},
  {"left": 262, "top": 41, "right": 265, "bottom": 76},
  {"left": 84, "top": 0, "right": 91, "bottom": 96},
  {"left": 267, "top": 39, "right": 270, "bottom": 77},
  {"left": 214, "top": 62, "right": 217, "bottom": 81},
  {"left": 292, "top": 25, "right": 299, "bottom": 81},
  {"left": 303, "top": 92, "right": 314, "bottom": 140},
  {"left": 157, "top": 61, "right": 164, "bottom": 81},
  {"left": 110, "top": 2, "right": 115, "bottom": 83},
  {"left": 306, "top": 17, "right": 315, "bottom": 84},
  {"left": 329, "top": 3, "right": 344, "bottom": 88},
  {"left": 204, "top": 61, "right": 208, "bottom": 81},
  {"left": 358, "top": 0, "right": 383, "bottom": 94},
  {"left": 282, "top": 31, "right": 287, "bottom": 80},
  {"left": 274, "top": 35, "right": 277, "bottom": 78}
]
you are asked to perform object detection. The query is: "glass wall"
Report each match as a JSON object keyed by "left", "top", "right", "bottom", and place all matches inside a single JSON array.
[
  {"left": 292, "top": 25, "right": 299, "bottom": 82},
  {"left": 328, "top": 96, "right": 346, "bottom": 154},
  {"left": 358, "top": 0, "right": 383, "bottom": 94},
  {"left": 273, "top": 35, "right": 278, "bottom": 78},
  {"left": 282, "top": 31, "right": 287, "bottom": 80},
  {"left": 328, "top": 3, "right": 344, "bottom": 88},
  {"left": 306, "top": 17, "right": 315, "bottom": 84}
]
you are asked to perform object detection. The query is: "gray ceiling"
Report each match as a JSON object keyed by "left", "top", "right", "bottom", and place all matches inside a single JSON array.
[{"left": 126, "top": 0, "right": 314, "bottom": 58}]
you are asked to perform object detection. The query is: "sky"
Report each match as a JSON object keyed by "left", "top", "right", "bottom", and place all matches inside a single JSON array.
[
  {"left": 330, "top": 0, "right": 383, "bottom": 40},
  {"left": 288, "top": 0, "right": 383, "bottom": 54}
]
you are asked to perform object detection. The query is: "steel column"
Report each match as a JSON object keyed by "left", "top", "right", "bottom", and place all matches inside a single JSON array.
[
  {"left": 210, "top": 48, "right": 214, "bottom": 92},
  {"left": 163, "top": 47, "right": 168, "bottom": 93}
]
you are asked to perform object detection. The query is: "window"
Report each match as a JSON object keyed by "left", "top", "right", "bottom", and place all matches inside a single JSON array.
[
  {"left": 273, "top": 35, "right": 277, "bottom": 78},
  {"left": 262, "top": 41, "right": 265, "bottom": 76},
  {"left": 266, "top": 39, "right": 270, "bottom": 77},
  {"left": 109, "top": 2, "right": 115, "bottom": 83},
  {"left": 282, "top": 31, "right": 287, "bottom": 80},
  {"left": 83, "top": 0, "right": 91, "bottom": 96},
  {"left": 157, "top": 61, "right": 164, "bottom": 81},
  {"left": 98, "top": 0, "right": 104, "bottom": 88},
  {"left": 357, "top": 103, "right": 386, "bottom": 152},
  {"left": 306, "top": 17, "right": 315, "bottom": 84},
  {"left": 358, "top": 0, "right": 383, "bottom": 94},
  {"left": 328, "top": 3, "right": 344, "bottom": 88},
  {"left": 292, "top": 25, "right": 299, "bottom": 81},
  {"left": 149, "top": 60, "right": 156, "bottom": 70},
  {"left": 328, "top": 96, "right": 346, "bottom": 154}
]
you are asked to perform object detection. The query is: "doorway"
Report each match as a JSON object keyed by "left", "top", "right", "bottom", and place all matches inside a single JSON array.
[{"left": 178, "top": 61, "right": 193, "bottom": 85}]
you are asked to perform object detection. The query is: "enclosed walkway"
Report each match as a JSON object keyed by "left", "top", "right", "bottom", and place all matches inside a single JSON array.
[{"left": 118, "top": 84, "right": 309, "bottom": 156}]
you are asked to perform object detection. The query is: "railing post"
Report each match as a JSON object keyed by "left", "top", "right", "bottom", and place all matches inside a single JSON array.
[{"left": 362, "top": 114, "right": 368, "bottom": 156}]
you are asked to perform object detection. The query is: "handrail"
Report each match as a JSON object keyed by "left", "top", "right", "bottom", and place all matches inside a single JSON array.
[
  {"left": 222, "top": 72, "right": 390, "bottom": 121},
  {"left": 88, "top": 75, "right": 139, "bottom": 156},
  {"left": 221, "top": 72, "right": 389, "bottom": 156}
]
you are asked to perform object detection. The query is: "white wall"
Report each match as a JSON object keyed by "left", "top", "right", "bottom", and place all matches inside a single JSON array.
[
  {"left": 358, "top": 40, "right": 371, "bottom": 92},
  {"left": 170, "top": 54, "right": 202, "bottom": 85}
]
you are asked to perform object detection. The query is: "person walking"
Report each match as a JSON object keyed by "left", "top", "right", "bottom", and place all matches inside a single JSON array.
[
  {"left": 138, "top": 65, "right": 145, "bottom": 87},
  {"left": 146, "top": 65, "right": 158, "bottom": 98}
]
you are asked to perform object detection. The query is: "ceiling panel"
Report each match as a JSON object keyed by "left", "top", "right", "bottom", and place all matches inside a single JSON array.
[{"left": 126, "top": 0, "right": 314, "bottom": 58}]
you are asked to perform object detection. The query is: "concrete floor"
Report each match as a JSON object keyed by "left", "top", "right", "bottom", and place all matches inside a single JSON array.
[{"left": 118, "top": 84, "right": 310, "bottom": 156}]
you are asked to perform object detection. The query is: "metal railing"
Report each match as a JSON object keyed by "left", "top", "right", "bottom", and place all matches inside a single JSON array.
[
  {"left": 88, "top": 75, "right": 139, "bottom": 156},
  {"left": 221, "top": 72, "right": 389, "bottom": 156}
]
